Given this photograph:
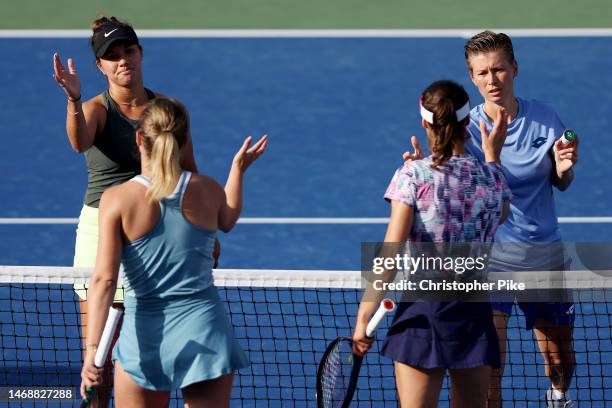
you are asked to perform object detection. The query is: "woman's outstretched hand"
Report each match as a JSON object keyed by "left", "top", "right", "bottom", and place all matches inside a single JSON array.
[
  {"left": 402, "top": 135, "right": 424, "bottom": 162},
  {"left": 232, "top": 135, "right": 268, "bottom": 173},
  {"left": 480, "top": 107, "right": 508, "bottom": 164},
  {"left": 53, "top": 53, "right": 81, "bottom": 101}
]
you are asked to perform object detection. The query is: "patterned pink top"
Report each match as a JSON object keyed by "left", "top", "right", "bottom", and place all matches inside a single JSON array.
[{"left": 385, "top": 155, "right": 511, "bottom": 243}]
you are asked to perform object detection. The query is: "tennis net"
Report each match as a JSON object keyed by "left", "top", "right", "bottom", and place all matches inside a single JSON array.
[{"left": 0, "top": 266, "right": 610, "bottom": 407}]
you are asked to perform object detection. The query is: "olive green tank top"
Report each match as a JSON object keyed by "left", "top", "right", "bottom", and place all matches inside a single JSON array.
[{"left": 83, "top": 89, "right": 156, "bottom": 207}]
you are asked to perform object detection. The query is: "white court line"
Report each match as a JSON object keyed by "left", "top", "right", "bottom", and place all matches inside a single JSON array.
[
  {"left": 0, "top": 218, "right": 79, "bottom": 224},
  {"left": 1, "top": 29, "right": 612, "bottom": 38},
  {"left": 1, "top": 217, "right": 612, "bottom": 224},
  {"left": 558, "top": 217, "right": 612, "bottom": 223}
]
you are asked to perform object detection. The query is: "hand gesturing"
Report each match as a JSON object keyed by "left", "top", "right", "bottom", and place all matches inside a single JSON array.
[
  {"left": 480, "top": 107, "right": 509, "bottom": 164},
  {"left": 53, "top": 53, "right": 81, "bottom": 101},
  {"left": 232, "top": 135, "right": 268, "bottom": 173},
  {"left": 402, "top": 135, "right": 424, "bottom": 162}
]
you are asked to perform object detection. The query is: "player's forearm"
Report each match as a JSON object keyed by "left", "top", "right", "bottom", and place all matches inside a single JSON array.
[
  {"left": 357, "top": 204, "right": 411, "bottom": 322},
  {"left": 66, "top": 100, "right": 93, "bottom": 153},
  {"left": 358, "top": 263, "right": 399, "bottom": 323},
  {"left": 484, "top": 149, "right": 501, "bottom": 165},
  {"left": 356, "top": 298, "right": 382, "bottom": 326},
  {"left": 223, "top": 164, "right": 244, "bottom": 223},
  {"left": 85, "top": 277, "right": 116, "bottom": 347}
]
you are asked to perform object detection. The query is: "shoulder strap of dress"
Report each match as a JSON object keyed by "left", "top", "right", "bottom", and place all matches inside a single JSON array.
[
  {"left": 178, "top": 171, "right": 192, "bottom": 209},
  {"left": 162, "top": 171, "right": 191, "bottom": 205},
  {"left": 101, "top": 90, "right": 112, "bottom": 110},
  {"left": 129, "top": 172, "right": 191, "bottom": 204},
  {"left": 130, "top": 175, "right": 151, "bottom": 188}
]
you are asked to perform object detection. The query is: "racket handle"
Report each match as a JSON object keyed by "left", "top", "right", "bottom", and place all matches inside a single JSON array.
[
  {"left": 79, "top": 387, "right": 93, "bottom": 407},
  {"left": 94, "top": 307, "right": 123, "bottom": 367},
  {"left": 560, "top": 129, "right": 576, "bottom": 146},
  {"left": 365, "top": 299, "right": 396, "bottom": 338},
  {"left": 80, "top": 308, "right": 122, "bottom": 407}
]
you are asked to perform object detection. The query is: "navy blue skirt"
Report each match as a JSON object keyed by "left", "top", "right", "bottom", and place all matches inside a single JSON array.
[{"left": 381, "top": 301, "right": 500, "bottom": 369}]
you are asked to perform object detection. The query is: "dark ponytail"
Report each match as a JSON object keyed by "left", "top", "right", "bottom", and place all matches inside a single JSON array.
[{"left": 420, "top": 80, "right": 470, "bottom": 168}]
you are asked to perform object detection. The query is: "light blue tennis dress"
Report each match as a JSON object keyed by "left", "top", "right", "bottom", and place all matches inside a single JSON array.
[{"left": 112, "top": 171, "right": 248, "bottom": 391}]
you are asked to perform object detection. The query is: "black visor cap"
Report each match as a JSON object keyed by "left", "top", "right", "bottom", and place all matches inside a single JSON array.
[{"left": 92, "top": 23, "right": 139, "bottom": 58}]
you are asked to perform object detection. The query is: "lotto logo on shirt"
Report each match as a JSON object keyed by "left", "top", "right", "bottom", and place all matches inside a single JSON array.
[{"left": 531, "top": 137, "right": 547, "bottom": 148}]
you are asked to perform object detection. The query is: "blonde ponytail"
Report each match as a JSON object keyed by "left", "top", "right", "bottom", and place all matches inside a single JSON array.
[
  {"left": 138, "top": 98, "right": 189, "bottom": 202},
  {"left": 148, "top": 131, "right": 181, "bottom": 201}
]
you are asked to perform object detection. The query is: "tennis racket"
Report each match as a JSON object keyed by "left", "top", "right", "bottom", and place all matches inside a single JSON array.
[
  {"left": 316, "top": 299, "right": 396, "bottom": 408},
  {"left": 80, "top": 307, "right": 123, "bottom": 407}
]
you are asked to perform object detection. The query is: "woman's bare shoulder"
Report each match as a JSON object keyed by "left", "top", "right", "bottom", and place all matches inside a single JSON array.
[
  {"left": 189, "top": 173, "right": 223, "bottom": 192},
  {"left": 188, "top": 174, "right": 225, "bottom": 203}
]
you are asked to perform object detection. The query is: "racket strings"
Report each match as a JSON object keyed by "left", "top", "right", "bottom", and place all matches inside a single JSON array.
[{"left": 321, "top": 340, "right": 354, "bottom": 407}]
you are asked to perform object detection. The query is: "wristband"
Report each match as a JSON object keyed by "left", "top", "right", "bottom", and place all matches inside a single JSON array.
[
  {"left": 85, "top": 343, "right": 98, "bottom": 351},
  {"left": 68, "top": 95, "right": 81, "bottom": 103}
]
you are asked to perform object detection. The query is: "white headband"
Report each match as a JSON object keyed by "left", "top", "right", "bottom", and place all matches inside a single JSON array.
[{"left": 420, "top": 99, "right": 471, "bottom": 124}]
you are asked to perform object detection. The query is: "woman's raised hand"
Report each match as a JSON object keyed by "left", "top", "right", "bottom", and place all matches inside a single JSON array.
[
  {"left": 232, "top": 135, "right": 268, "bottom": 172},
  {"left": 480, "top": 107, "right": 508, "bottom": 164},
  {"left": 53, "top": 53, "right": 81, "bottom": 101},
  {"left": 402, "top": 135, "right": 424, "bottom": 162}
]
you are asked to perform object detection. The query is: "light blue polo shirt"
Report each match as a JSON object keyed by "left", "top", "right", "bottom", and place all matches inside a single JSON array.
[{"left": 465, "top": 98, "right": 565, "bottom": 247}]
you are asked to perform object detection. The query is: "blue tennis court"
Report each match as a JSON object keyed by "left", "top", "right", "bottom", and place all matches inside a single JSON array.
[{"left": 1, "top": 35, "right": 611, "bottom": 406}]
